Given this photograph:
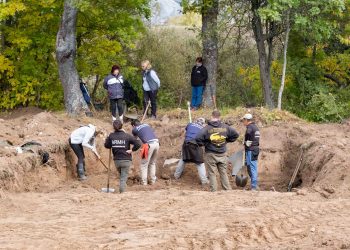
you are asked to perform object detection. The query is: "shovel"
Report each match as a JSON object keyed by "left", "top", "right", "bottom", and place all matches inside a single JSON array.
[
  {"left": 101, "top": 149, "right": 115, "bottom": 193},
  {"left": 235, "top": 148, "right": 248, "bottom": 188},
  {"left": 141, "top": 100, "right": 151, "bottom": 123}
]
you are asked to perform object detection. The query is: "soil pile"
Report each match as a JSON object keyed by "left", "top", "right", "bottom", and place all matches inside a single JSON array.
[{"left": 0, "top": 108, "right": 350, "bottom": 249}]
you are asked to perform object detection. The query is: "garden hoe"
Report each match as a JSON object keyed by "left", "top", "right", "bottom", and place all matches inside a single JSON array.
[
  {"left": 101, "top": 149, "right": 115, "bottom": 193},
  {"left": 235, "top": 148, "right": 248, "bottom": 188},
  {"left": 141, "top": 100, "right": 151, "bottom": 123}
]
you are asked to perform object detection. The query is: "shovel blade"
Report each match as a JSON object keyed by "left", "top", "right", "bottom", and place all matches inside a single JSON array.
[
  {"left": 235, "top": 174, "right": 248, "bottom": 188},
  {"left": 101, "top": 187, "right": 115, "bottom": 193},
  {"left": 229, "top": 150, "right": 244, "bottom": 176}
]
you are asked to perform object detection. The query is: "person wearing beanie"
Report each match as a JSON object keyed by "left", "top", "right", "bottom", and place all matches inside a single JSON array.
[
  {"left": 196, "top": 110, "right": 239, "bottom": 192},
  {"left": 174, "top": 117, "right": 209, "bottom": 185},
  {"left": 104, "top": 120, "right": 141, "bottom": 193},
  {"left": 69, "top": 124, "right": 100, "bottom": 181},
  {"left": 141, "top": 60, "right": 160, "bottom": 119},
  {"left": 103, "top": 65, "right": 125, "bottom": 122}
]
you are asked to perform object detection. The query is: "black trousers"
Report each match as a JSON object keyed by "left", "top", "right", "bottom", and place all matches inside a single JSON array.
[
  {"left": 69, "top": 139, "right": 85, "bottom": 165},
  {"left": 143, "top": 90, "right": 158, "bottom": 117},
  {"left": 110, "top": 98, "right": 124, "bottom": 117}
]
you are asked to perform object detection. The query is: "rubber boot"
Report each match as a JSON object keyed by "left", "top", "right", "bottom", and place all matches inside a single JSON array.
[
  {"left": 112, "top": 116, "right": 117, "bottom": 121},
  {"left": 77, "top": 163, "right": 87, "bottom": 181},
  {"left": 119, "top": 114, "right": 124, "bottom": 123}
]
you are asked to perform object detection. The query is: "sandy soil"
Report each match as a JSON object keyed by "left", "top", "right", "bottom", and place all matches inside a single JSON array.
[{"left": 0, "top": 108, "right": 350, "bottom": 249}]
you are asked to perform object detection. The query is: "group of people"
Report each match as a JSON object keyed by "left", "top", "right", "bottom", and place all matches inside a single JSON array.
[
  {"left": 103, "top": 60, "right": 160, "bottom": 122},
  {"left": 68, "top": 109, "right": 260, "bottom": 193},
  {"left": 101, "top": 57, "right": 208, "bottom": 123}
]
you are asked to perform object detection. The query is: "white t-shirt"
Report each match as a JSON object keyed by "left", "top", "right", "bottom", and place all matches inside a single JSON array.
[{"left": 70, "top": 125, "right": 95, "bottom": 149}]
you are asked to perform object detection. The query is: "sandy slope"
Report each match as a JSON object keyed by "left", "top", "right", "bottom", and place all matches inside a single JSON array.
[
  {"left": 1, "top": 186, "right": 350, "bottom": 249},
  {"left": 1, "top": 108, "right": 350, "bottom": 249}
]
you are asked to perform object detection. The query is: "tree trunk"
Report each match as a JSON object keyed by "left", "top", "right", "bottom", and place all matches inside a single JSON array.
[
  {"left": 202, "top": 0, "right": 218, "bottom": 108},
  {"left": 56, "top": 0, "right": 88, "bottom": 115},
  {"left": 0, "top": 0, "right": 6, "bottom": 51},
  {"left": 91, "top": 74, "right": 100, "bottom": 104},
  {"left": 251, "top": 0, "right": 274, "bottom": 109},
  {"left": 278, "top": 11, "right": 290, "bottom": 110}
]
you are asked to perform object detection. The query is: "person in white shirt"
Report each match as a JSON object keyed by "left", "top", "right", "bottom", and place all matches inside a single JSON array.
[
  {"left": 141, "top": 60, "right": 160, "bottom": 119},
  {"left": 69, "top": 124, "right": 100, "bottom": 180}
]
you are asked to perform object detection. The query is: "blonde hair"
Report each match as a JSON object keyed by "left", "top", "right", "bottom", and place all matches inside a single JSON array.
[{"left": 141, "top": 60, "right": 152, "bottom": 70}]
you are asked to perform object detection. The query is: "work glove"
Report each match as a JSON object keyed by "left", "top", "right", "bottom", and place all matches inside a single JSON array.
[{"left": 245, "top": 140, "right": 253, "bottom": 147}]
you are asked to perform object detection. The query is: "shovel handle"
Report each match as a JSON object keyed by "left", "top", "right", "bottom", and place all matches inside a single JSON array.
[{"left": 141, "top": 100, "right": 151, "bottom": 123}]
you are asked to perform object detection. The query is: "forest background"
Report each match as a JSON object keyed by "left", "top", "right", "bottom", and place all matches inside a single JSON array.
[{"left": 0, "top": 0, "right": 349, "bottom": 122}]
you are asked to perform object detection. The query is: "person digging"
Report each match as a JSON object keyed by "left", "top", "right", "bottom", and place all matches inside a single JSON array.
[
  {"left": 69, "top": 124, "right": 101, "bottom": 181},
  {"left": 104, "top": 120, "right": 141, "bottom": 193},
  {"left": 174, "top": 117, "right": 209, "bottom": 185},
  {"left": 241, "top": 113, "right": 260, "bottom": 191},
  {"left": 131, "top": 119, "right": 159, "bottom": 185},
  {"left": 196, "top": 110, "right": 239, "bottom": 192}
]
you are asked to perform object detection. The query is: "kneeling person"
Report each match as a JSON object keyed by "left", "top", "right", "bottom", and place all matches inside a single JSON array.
[
  {"left": 174, "top": 118, "right": 209, "bottom": 185},
  {"left": 104, "top": 120, "right": 141, "bottom": 193}
]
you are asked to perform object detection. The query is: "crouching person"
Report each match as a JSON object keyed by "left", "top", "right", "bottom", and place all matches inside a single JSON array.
[
  {"left": 69, "top": 124, "right": 100, "bottom": 181},
  {"left": 174, "top": 118, "right": 209, "bottom": 185},
  {"left": 104, "top": 120, "right": 141, "bottom": 193}
]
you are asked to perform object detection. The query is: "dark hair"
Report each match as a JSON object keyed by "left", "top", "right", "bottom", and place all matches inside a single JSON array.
[
  {"left": 196, "top": 57, "right": 203, "bottom": 63},
  {"left": 113, "top": 120, "right": 123, "bottom": 131},
  {"left": 212, "top": 110, "right": 221, "bottom": 118},
  {"left": 111, "top": 65, "right": 120, "bottom": 74},
  {"left": 131, "top": 119, "right": 141, "bottom": 127}
]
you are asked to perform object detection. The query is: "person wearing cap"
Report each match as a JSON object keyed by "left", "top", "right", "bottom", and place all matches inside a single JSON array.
[
  {"left": 141, "top": 60, "right": 160, "bottom": 119},
  {"left": 69, "top": 124, "right": 100, "bottom": 180},
  {"left": 103, "top": 65, "right": 125, "bottom": 121},
  {"left": 131, "top": 119, "right": 159, "bottom": 185},
  {"left": 104, "top": 120, "right": 142, "bottom": 193},
  {"left": 196, "top": 110, "right": 239, "bottom": 192},
  {"left": 174, "top": 118, "right": 209, "bottom": 185},
  {"left": 241, "top": 113, "right": 260, "bottom": 190}
]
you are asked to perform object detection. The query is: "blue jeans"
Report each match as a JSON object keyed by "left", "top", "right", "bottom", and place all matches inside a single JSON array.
[
  {"left": 191, "top": 86, "right": 204, "bottom": 108},
  {"left": 246, "top": 151, "right": 258, "bottom": 189}
]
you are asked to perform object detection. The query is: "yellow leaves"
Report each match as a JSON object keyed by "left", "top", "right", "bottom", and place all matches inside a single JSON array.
[
  {"left": 0, "top": 0, "right": 26, "bottom": 21},
  {"left": 0, "top": 54, "right": 14, "bottom": 77},
  {"left": 317, "top": 52, "right": 350, "bottom": 86}
]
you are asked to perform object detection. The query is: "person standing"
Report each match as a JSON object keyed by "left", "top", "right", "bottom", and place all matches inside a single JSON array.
[
  {"left": 104, "top": 120, "right": 141, "bottom": 193},
  {"left": 104, "top": 65, "right": 124, "bottom": 121},
  {"left": 174, "top": 118, "right": 209, "bottom": 185},
  {"left": 241, "top": 114, "right": 260, "bottom": 191},
  {"left": 190, "top": 57, "right": 208, "bottom": 110},
  {"left": 131, "top": 119, "right": 159, "bottom": 185},
  {"left": 196, "top": 110, "right": 239, "bottom": 192},
  {"left": 141, "top": 60, "right": 160, "bottom": 119},
  {"left": 69, "top": 124, "right": 100, "bottom": 181}
]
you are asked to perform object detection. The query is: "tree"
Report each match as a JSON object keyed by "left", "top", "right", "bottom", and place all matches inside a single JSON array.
[
  {"left": 201, "top": 0, "right": 218, "bottom": 108},
  {"left": 56, "top": 0, "right": 88, "bottom": 115},
  {"left": 250, "top": 0, "right": 280, "bottom": 109},
  {"left": 259, "top": 0, "right": 345, "bottom": 110},
  {"left": 182, "top": 0, "right": 219, "bottom": 108}
]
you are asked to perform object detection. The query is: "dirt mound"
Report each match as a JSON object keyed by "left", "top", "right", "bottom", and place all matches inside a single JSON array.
[
  {"left": 0, "top": 108, "right": 350, "bottom": 198},
  {"left": 1, "top": 108, "right": 350, "bottom": 249}
]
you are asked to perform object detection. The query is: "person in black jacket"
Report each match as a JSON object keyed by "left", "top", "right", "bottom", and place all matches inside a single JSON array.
[
  {"left": 196, "top": 110, "right": 239, "bottom": 192},
  {"left": 241, "top": 113, "right": 260, "bottom": 191},
  {"left": 104, "top": 120, "right": 141, "bottom": 193},
  {"left": 190, "top": 57, "right": 208, "bottom": 110}
]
